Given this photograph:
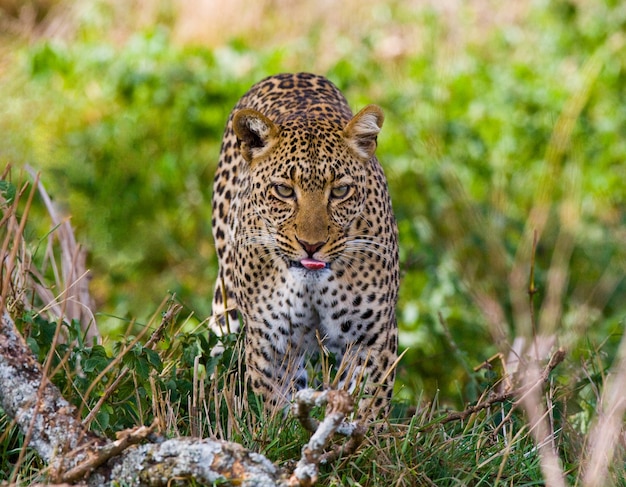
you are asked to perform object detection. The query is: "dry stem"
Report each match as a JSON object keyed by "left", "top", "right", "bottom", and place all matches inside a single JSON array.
[{"left": 419, "top": 348, "right": 566, "bottom": 432}]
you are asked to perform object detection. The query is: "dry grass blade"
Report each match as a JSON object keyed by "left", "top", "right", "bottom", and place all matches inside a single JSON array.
[
  {"left": 0, "top": 169, "right": 101, "bottom": 481},
  {"left": 25, "top": 165, "right": 99, "bottom": 343},
  {"left": 0, "top": 174, "right": 34, "bottom": 312},
  {"left": 581, "top": 331, "right": 626, "bottom": 487}
]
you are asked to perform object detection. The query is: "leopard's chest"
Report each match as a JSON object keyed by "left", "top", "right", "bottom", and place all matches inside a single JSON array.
[{"left": 243, "top": 266, "right": 367, "bottom": 358}]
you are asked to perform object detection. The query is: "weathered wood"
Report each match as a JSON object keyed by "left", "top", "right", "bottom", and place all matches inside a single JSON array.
[{"left": 0, "top": 311, "right": 107, "bottom": 475}]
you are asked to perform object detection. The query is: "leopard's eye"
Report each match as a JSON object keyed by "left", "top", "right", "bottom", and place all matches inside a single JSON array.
[
  {"left": 273, "top": 184, "right": 295, "bottom": 199},
  {"left": 330, "top": 185, "right": 351, "bottom": 200}
]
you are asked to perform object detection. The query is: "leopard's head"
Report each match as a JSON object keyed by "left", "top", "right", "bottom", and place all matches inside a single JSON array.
[{"left": 233, "top": 105, "right": 384, "bottom": 271}]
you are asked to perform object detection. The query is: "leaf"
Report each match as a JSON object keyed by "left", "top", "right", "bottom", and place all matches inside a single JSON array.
[
  {"left": 144, "top": 348, "right": 163, "bottom": 372},
  {"left": 0, "top": 180, "right": 16, "bottom": 203}
]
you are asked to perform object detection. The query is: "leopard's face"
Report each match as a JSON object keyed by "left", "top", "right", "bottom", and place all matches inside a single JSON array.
[{"left": 241, "top": 122, "right": 369, "bottom": 272}]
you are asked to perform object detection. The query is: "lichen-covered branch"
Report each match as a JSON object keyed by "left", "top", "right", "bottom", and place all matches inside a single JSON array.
[
  {"left": 0, "top": 311, "right": 107, "bottom": 474},
  {"left": 91, "top": 437, "right": 281, "bottom": 487}
]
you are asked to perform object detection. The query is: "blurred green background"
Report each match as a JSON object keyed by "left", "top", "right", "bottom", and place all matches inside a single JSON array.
[{"left": 1, "top": 0, "right": 625, "bottom": 406}]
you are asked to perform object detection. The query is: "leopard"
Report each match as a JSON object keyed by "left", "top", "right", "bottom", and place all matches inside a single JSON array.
[{"left": 210, "top": 72, "right": 399, "bottom": 419}]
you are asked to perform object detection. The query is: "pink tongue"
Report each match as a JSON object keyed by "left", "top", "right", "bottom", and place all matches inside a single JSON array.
[{"left": 300, "top": 258, "right": 326, "bottom": 270}]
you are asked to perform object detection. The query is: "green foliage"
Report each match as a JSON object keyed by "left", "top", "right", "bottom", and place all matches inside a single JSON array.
[
  {"left": 14, "top": 305, "right": 231, "bottom": 436},
  {"left": 1, "top": 0, "right": 625, "bottom": 406},
  {"left": 0, "top": 180, "right": 17, "bottom": 203},
  {"left": 0, "top": 413, "right": 44, "bottom": 482},
  {"left": 2, "top": 0, "right": 626, "bottom": 484}
]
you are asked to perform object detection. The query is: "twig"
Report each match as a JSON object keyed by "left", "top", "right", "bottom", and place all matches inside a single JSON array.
[
  {"left": 439, "top": 312, "right": 480, "bottom": 389},
  {"left": 289, "top": 389, "right": 362, "bottom": 487},
  {"left": 528, "top": 229, "right": 539, "bottom": 355},
  {"left": 58, "top": 421, "right": 159, "bottom": 483},
  {"left": 419, "top": 348, "right": 566, "bottom": 432}
]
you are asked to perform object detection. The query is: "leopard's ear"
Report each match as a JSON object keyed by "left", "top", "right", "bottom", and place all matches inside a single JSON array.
[
  {"left": 343, "top": 105, "right": 384, "bottom": 160},
  {"left": 233, "top": 109, "right": 279, "bottom": 163}
]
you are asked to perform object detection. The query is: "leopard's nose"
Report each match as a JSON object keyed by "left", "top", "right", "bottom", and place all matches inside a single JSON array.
[{"left": 296, "top": 238, "right": 326, "bottom": 256}]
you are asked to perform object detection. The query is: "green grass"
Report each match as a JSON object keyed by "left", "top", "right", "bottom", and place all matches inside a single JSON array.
[{"left": 1, "top": 0, "right": 626, "bottom": 485}]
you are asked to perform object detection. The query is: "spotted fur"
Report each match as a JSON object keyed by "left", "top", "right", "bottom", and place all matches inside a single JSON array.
[{"left": 211, "top": 72, "right": 399, "bottom": 417}]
